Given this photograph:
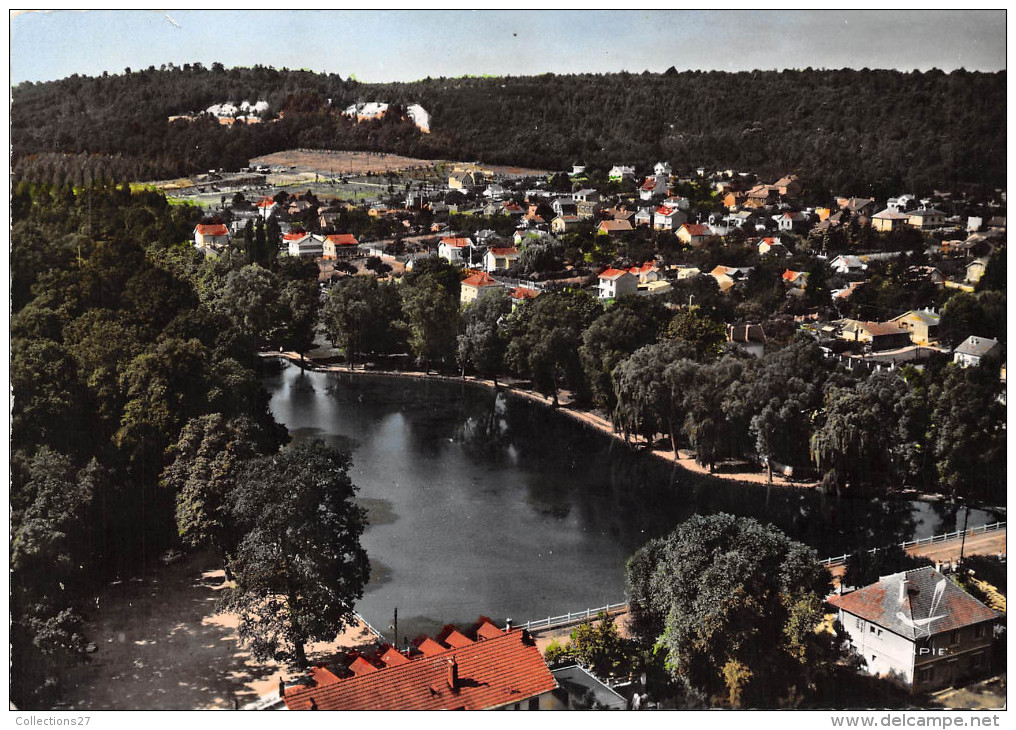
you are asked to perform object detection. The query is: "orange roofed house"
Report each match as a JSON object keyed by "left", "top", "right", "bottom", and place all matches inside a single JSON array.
[
  {"left": 266, "top": 619, "right": 559, "bottom": 710},
  {"left": 460, "top": 271, "right": 502, "bottom": 305},
  {"left": 193, "top": 222, "right": 230, "bottom": 250}
]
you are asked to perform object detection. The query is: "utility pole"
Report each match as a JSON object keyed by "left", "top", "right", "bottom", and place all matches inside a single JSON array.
[{"left": 958, "top": 500, "right": 971, "bottom": 567}]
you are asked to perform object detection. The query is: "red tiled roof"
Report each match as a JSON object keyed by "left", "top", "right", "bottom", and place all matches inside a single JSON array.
[
  {"left": 640, "top": 179, "right": 657, "bottom": 190},
  {"left": 655, "top": 206, "right": 676, "bottom": 216},
  {"left": 828, "top": 566, "right": 999, "bottom": 640},
  {"left": 414, "top": 637, "right": 448, "bottom": 656},
  {"left": 462, "top": 272, "right": 500, "bottom": 289},
  {"left": 510, "top": 287, "right": 540, "bottom": 300},
  {"left": 599, "top": 220, "right": 633, "bottom": 232},
  {"left": 488, "top": 247, "right": 519, "bottom": 257},
  {"left": 441, "top": 237, "right": 473, "bottom": 248},
  {"left": 257, "top": 198, "right": 276, "bottom": 208},
  {"left": 327, "top": 233, "right": 358, "bottom": 246},
  {"left": 598, "top": 267, "right": 631, "bottom": 280},
  {"left": 195, "top": 223, "right": 229, "bottom": 236},
  {"left": 348, "top": 656, "right": 379, "bottom": 676},
  {"left": 782, "top": 269, "right": 805, "bottom": 282},
  {"left": 681, "top": 223, "right": 710, "bottom": 236},
  {"left": 283, "top": 232, "right": 308, "bottom": 241},
  {"left": 380, "top": 647, "right": 411, "bottom": 667},
  {"left": 283, "top": 628, "right": 556, "bottom": 711},
  {"left": 438, "top": 628, "right": 475, "bottom": 649}
]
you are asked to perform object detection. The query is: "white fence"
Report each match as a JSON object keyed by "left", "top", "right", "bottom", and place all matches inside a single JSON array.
[
  {"left": 819, "top": 521, "right": 1005, "bottom": 567},
  {"left": 521, "top": 601, "right": 628, "bottom": 632}
]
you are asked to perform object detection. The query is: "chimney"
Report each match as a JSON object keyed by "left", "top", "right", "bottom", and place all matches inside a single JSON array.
[
  {"left": 447, "top": 657, "right": 459, "bottom": 691},
  {"left": 505, "top": 617, "right": 513, "bottom": 632},
  {"left": 278, "top": 676, "right": 286, "bottom": 698},
  {"left": 899, "top": 578, "right": 908, "bottom": 605}
]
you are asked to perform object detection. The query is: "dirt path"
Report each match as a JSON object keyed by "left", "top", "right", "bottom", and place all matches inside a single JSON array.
[
  {"left": 56, "top": 551, "right": 380, "bottom": 710},
  {"left": 271, "top": 352, "right": 815, "bottom": 490}
]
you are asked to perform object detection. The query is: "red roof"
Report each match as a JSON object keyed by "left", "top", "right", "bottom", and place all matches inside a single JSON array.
[
  {"left": 488, "top": 247, "right": 519, "bottom": 257},
  {"left": 257, "top": 198, "right": 276, "bottom": 208},
  {"left": 283, "top": 232, "right": 308, "bottom": 241},
  {"left": 510, "top": 287, "right": 540, "bottom": 300},
  {"left": 327, "top": 233, "right": 358, "bottom": 246},
  {"left": 640, "top": 179, "right": 657, "bottom": 191},
  {"left": 283, "top": 627, "right": 556, "bottom": 711},
  {"left": 195, "top": 223, "right": 229, "bottom": 236},
  {"left": 441, "top": 237, "right": 473, "bottom": 248},
  {"left": 462, "top": 272, "right": 500, "bottom": 289},
  {"left": 681, "top": 223, "right": 710, "bottom": 236},
  {"left": 782, "top": 269, "right": 805, "bottom": 282},
  {"left": 655, "top": 205, "right": 676, "bottom": 216},
  {"left": 598, "top": 267, "right": 631, "bottom": 280}
]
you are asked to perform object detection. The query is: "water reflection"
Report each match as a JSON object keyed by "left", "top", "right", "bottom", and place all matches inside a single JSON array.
[{"left": 265, "top": 362, "right": 1000, "bottom": 639}]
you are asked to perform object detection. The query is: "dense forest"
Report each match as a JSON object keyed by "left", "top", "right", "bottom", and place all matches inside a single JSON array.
[{"left": 11, "top": 64, "right": 1006, "bottom": 197}]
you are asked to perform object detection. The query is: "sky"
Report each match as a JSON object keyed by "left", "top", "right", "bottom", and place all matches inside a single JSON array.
[{"left": 9, "top": 9, "right": 1008, "bottom": 86}]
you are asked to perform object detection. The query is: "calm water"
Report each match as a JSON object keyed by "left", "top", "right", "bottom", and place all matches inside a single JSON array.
[{"left": 265, "top": 361, "right": 1000, "bottom": 639}]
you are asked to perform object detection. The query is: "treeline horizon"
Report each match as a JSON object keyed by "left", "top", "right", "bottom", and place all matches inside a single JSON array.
[{"left": 11, "top": 63, "right": 1006, "bottom": 198}]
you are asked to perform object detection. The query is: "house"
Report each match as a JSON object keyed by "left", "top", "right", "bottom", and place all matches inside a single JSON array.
[
  {"left": 770, "top": 175, "right": 802, "bottom": 197},
  {"left": 285, "top": 232, "right": 326, "bottom": 258},
  {"left": 829, "top": 255, "right": 868, "bottom": 275},
  {"left": 256, "top": 197, "right": 279, "bottom": 218},
  {"left": 597, "top": 268, "right": 637, "bottom": 299},
  {"left": 728, "top": 323, "right": 767, "bottom": 358},
  {"left": 662, "top": 196, "right": 690, "bottom": 211},
  {"left": 653, "top": 205, "right": 687, "bottom": 231},
  {"left": 758, "top": 237, "right": 788, "bottom": 257},
  {"left": 872, "top": 209, "right": 911, "bottom": 232},
  {"left": 676, "top": 223, "right": 712, "bottom": 247},
  {"left": 638, "top": 178, "right": 661, "bottom": 201},
  {"left": 782, "top": 269, "right": 809, "bottom": 289},
  {"left": 449, "top": 167, "right": 483, "bottom": 190},
  {"left": 744, "top": 185, "right": 775, "bottom": 208},
  {"left": 965, "top": 257, "right": 990, "bottom": 285},
  {"left": 438, "top": 236, "right": 476, "bottom": 265},
  {"left": 551, "top": 197, "right": 577, "bottom": 217},
  {"left": 675, "top": 266, "right": 701, "bottom": 280},
  {"left": 598, "top": 219, "right": 634, "bottom": 236},
  {"left": 483, "top": 247, "right": 520, "bottom": 273},
  {"left": 633, "top": 208, "right": 654, "bottom": 227},
  {"left": 838, "top": 197, "right": 877, "bottom": 217},
  {"left": 193, "top": 222, "right": 230, "bottom": 250},
  {"left": 323, "top": 233, "right": 359, "bottom": 259},
  {"left": 573, "top": 188, "right": 600, "bottom": 203},
  {"left": 484, "top": 183, "right": 507, "bottom": 200},
  {"left": 653, "top": 161, "right": 672, "bottom": 177},
  {"left": 509, "top": 286, "right": 541, "bottom": 310},
  {"left": 546, "top": 665, "right": 627, "bottom": 710},
  {"left": 908, "top": 207, "right": 947, "bottom": 230},
  {"left": 776, "top": 211, "right": 810, "bottom": 232},
  {"left": 708, "top": 266, "right": 752, "bottom": 294},
  {"left": 271, "top": 620, "right": 558, "bottom": 710},
  {"left": 461, "top": 271, "right": 503, "bottom": 305},
  {"left": 839, "top": 320, "right": 912, "bottom": 351},
  {"left": 513, "top": 229, "right": 553, "bottom": 247},
  {"left": 637, "top": 280, "right": 672, "bottom": 297},
  {"left": 953, "top": 336, "right": 1002, "bottom": 368},
  {"left": 722, "top": 191, "right": 747, "bottom": 208},
  {"left": 551, "top": 215, "right": 581, "bottom": 234},
  {"left": 889, "top": 309, "right": 941, "bottom": 346},
  {"left": 828, "top": 567, "right": 999, "bottom": 693},
  {"left": 608, "top": 165, "right": 635, "bottom": 182},
  {"left": 887, "top": 194, "right": 917, "bottom": 213},
  {"left": 628, "top": 261, "right": 661, "bottom": 283}
]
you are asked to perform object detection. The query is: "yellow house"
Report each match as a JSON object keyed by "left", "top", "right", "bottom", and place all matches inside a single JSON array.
[
  {"left": 460, "top": 271, "right": 502, "bottom": 306},
  {"left": 889, "top": 309, "right": 941, "bottom": 345}
]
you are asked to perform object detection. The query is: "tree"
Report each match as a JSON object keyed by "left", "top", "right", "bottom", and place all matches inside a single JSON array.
[
  {"left": 625, "top": 514, "right": 830, "bottom": 708},
  {"left": 277, "top": 278, "right": 320, "bottom": 361},
  {"left": 506, "top": 290, "right": 600, "bottom": 406},
  {"left": 214, "top": 264, "right": 285, "bottom": 349},
  {"left": 664, "top": 307, "right": 726, "bottom": 358},
  {"left": 580, "top": 296, "right": 668, "bottom": 409},
  {"left": 322, "top": 276, "right": 404, "bottom": 367},
  {"left": 161, "top": 414, "right": 264, "bottom": 566},
  {"left": 401, "top": 274, "right": 459, "bottom": 372},
  {"left": 612, "top": 340, "right": 696, "bottom": 449},
  {"left": 224, "top": 441, "right": 370, "bottom": 667},
  {"left": 809, "top": 372, "right": 909, "bottom": 493},
  {"left": 938, "top": 290, "right": 1006, "bottom": 348},
  {"left": 457, "top": 288, "right": 511, "bottom": 385}
]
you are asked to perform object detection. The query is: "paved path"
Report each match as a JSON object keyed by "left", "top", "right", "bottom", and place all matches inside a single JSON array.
[{"left": 829, "top": 529, "right": 1006, "bottom": 582}]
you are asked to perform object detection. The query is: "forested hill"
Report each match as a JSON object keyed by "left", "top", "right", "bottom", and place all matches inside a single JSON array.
[{"left": 12, "top": 64, "right": 1006, "bottom": 196}]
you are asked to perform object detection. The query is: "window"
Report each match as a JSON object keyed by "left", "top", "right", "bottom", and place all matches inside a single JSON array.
[
  {"left": 870, "top": 625, "right": 876, "bottom": 633},
  {"left": 855, "top": 617, "right": 863, "bottom": 630},
  {"left": 950, "top": 630, "right": 960, "bottom": 645},
  {"left": 528, "top": 697, "right": 539, "bottom": 711},
  {"left": 917, "top": 667, "right": 934, "bottom": 683},
  {"left": 974, "top": 624, "right": 987, "bottom": 640},
  {"left": 971, "top": 652, "right": 984, "bottom": 669}
]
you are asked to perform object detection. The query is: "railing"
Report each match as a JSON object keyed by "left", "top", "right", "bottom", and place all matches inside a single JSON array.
[
  {"left": 819, "top": 521, "right": 1005, "bottom": 567},
  {"left": 521, "top": 601, "right": 628, "bottom": 632}
]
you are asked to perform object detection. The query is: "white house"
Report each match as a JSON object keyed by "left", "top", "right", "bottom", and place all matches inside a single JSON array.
[
  {"left": 597, "top": 268, "right": 637, "bottom": 300},
  {"left": 653, "top": 161, "right": 672, "bottom": 177},
  {"left": 285, "top": 233, "right": 326, "bottom": 258},
  {"left": 953, "top": 336, "right": 1002, "bottom": 367},
  {"left": 483, "top": 247, "right": 520, "bottom": 272},
  {"left": 828, "top": 567, "right": 998, "bottom": 693},
  {"left": 438, "top": 236, "right": 475, "bottom": 265},
  {"left": 653, "top": 205, "right": 687, "bottom": 231},
  {"left": 194, "top": 222, "right": 231, "bottom": 250},
  {"left": 608, "top": 165, "right": 635, "bottom": 182}
]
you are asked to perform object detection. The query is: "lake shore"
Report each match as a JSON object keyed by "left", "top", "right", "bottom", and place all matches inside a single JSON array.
[{"left": 265, "top": 352, "right": 819, "bottom": 490}]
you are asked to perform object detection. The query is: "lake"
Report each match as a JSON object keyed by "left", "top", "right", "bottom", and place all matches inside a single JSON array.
[{"left": 265, "top": 361, "right": 1000, "bottom": 640}]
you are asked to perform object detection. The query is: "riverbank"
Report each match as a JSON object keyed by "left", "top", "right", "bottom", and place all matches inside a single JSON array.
[{"left": 265, "top": 352, "right": 819, "bottom": 490}]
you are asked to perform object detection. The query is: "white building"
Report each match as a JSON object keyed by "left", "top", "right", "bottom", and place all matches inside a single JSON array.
[
  {"left": 597, "top": 268, "right": 637, "bottom": 300},
  {"left": 438, "top": 236, "right": 475, "bottom": 265}
]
